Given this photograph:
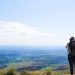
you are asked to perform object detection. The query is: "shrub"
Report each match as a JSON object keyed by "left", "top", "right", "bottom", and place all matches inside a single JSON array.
[
  {"left": 21, "top": 71, "right": 31, "bottom": 75},
  {"left": 45, "top": 69, "right": 52, "bottom": 75},
  {"left": 4, "top": 68, "right": 19, "bottom": 75}
]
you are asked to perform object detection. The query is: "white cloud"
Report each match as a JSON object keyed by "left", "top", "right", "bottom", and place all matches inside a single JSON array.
[
  {"left": 0, "top": 21, "right": 67, "bottom": 46},
  {"left": 0, "top": 21, "right": 53, "bottom": 45},
  {"left": 0, "top": 21, "right": 49, "bottom": 36}
]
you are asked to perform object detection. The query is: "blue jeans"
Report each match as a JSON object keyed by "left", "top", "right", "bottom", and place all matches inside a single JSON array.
[{"left": 68, "top": 54, "right": 75, "bottom": 75}]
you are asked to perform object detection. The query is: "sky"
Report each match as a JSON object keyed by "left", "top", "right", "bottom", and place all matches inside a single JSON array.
[{"left": 0, "top": 0, "right": 75, "bottom": 46}]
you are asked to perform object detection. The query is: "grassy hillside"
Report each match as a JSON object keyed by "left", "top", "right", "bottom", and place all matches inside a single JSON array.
[{"left": 0, "top": 67, "right": 75, "bottom": 75}]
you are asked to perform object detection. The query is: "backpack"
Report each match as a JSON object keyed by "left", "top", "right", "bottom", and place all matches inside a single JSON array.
[{"left": 69, "top": 40, "right": 75, "bottom": 56}]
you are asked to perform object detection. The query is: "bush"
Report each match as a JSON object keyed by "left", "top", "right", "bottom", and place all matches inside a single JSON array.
[
  {"left": 46, "top": 69, "right": 52, "bottom": 75},
  {"left": 21, "top": 71, "right": 31, "bottom": 75},
  {"left": 4, "top": 68, "right": 19, "bottom": 75}
]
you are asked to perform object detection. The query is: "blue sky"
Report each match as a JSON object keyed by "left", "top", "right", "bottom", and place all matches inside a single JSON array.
[{"left": 0, "top": 0, "right": 75, "bottom": 46}]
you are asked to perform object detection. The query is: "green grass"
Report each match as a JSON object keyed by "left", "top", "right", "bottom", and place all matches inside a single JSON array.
[{"left": 0, "top": 67, "right": 75, "bottom": 75}]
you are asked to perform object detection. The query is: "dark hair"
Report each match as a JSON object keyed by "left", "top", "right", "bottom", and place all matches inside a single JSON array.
[{"left": 70, "top": 37, "right": 74, "bottom": 41}]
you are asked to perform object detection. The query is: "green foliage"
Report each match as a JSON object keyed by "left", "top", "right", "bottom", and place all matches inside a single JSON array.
[
  {"left": 4, "top": 68, "right": 19, "bottom": 75},
  {"left": 21, "top": 71, "right": 31, "bottom": 75},
  {"left": 0, "top": 67, "right": 75, "bottom": 75},
  {"left": 46, "top": 69, "right": 52, "bottom": 75}
]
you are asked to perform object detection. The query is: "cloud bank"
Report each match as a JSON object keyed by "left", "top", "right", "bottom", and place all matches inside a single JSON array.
[{"left": 0, "top": 21, "right": 52, "bottom": 45}]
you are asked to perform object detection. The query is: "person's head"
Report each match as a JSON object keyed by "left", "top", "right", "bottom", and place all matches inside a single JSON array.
[{"left": 70, "top": 37, "right": 74, "bottom": 42}]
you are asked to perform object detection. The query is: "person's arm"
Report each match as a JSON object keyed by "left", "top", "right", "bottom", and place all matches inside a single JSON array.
[
  {"left": 66, "top": 43, "right": 70, "bottom": 54},
  {"left": 66, "top": 43, "right": 69, "bottom": 49}
]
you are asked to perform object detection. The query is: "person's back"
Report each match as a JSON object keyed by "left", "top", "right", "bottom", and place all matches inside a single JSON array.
[
  {"left": 69, "top": 40, "right": 75, "bottom": 56},
  {"left": 66, "top": 36, "right": 75, "bottom": 75}
]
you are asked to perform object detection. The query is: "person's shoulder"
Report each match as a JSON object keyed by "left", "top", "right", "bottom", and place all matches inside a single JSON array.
[
  {"left": 65, "top": 42, "right": 69, "bottom": 48},
  {"left": 67, "top": 42, "right": 70, "bottom": 45}
]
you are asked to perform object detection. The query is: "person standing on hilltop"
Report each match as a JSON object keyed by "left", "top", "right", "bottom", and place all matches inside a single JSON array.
[{"left": 66, "top": 37, "right": 75, "bottom": 75}]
